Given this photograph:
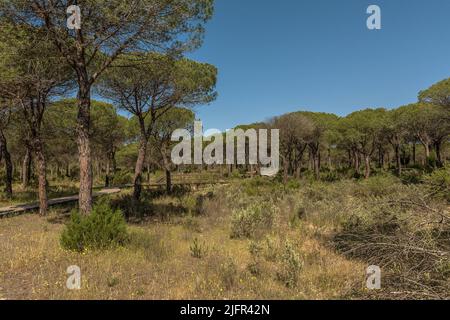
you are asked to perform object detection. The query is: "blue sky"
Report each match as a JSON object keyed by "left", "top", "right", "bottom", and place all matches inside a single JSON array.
[{"left": 186, "top": 0, "right": 450, "bottom": 131}]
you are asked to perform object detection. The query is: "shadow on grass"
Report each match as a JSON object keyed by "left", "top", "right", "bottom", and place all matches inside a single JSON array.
[
  {"left": 0, "top": 184, "right": 79, "bottom": 207},
  {"left": 110, "top": 193, "right": 188, "bottom": 224}
]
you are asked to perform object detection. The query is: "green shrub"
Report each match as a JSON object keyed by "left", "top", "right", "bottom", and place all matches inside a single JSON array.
[
  {"left": 184, "top": 195, "right": 197, "bottom": 214},
  {"left": 111, "top": 170, "right": 133, "bottom": 186},
  {"left": 263, "top": 235, "right": 280, "bottom": 262},
  {"left": 423, "top": 165, "right": 450, "bottom": 201},
  {"left": 60, "top": 201, "right": 128, "bottom": 252},
  {"left": 242, "top": 177, "right": 281, "bottom": 196},
  {"left": 321, "top": 170, "right": 340, "bottom": 182},
  {"left": 286, "top": 179, "right": 301, "bottom": 190},
  {"left": 183, "top": 194, "right": 208, "bottom": 216},
  {"left": 247, "top": 240, "right": 264, "bottom": 276},
  {"left": 276, "top": 240, "right": 302, "bottom": 288},
  {"left": 356, "top": 174, "right": 401, "bottom": 197},
  {"left": 400, "top": 168, "right": 424, "bottom": 184},
  {"left": 190, "top": 237, "right": 207, "bottom": 258},
  {"left": 230, "top": 203, "right": 274, "bottom": 239},
  {"left": 220, "top": 257, "right": 238, "bottom": 289}
]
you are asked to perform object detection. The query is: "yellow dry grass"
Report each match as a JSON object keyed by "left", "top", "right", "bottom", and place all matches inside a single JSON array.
[{"left": 0, "top": 183, "right": 366, "bottom": 300}]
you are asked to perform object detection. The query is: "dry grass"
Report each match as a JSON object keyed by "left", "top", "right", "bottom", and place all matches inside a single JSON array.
[
  {"left": 0, "top": 181, "right": 366, "bottom": 300},
  {"left": 5, "top": 173, "right": 444, "bottom": 300},
  {"left": 0, "top": 181, "right": 80, "bottom": 207}
]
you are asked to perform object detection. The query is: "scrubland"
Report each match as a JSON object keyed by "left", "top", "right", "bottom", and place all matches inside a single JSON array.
[{"left": 0, "top": 168, "right": 449, "bottom": 300}]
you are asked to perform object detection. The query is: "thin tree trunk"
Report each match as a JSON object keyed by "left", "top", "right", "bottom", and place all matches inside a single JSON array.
[
  {"left": 34, "top": 139, "right": 48, "bottom": 216},
  {"left": 105, "top": 157, "right": 111, "bottom": 187},
  {"left": 66, "top": 162, "right": 71, "bottom": 177},
  {"left": 0, "top": 131, "right": 13, "bottom": 198},
  {"left": 354, "top": 150, "right": 360, "bottom": 174},
  {"left": 395, "top": 145, "right": 402, "bottom": 176},
  {"left": 165, "top": 169, "right": 172, "bottom": 194},
  {"left": 283, "top": 157, "right": 289, "bottom": 184},
  {"left": 435, "top": 142, "right": 443, "bottom": 167},
  {"left": 147, "top": 161, "right": 151, "bottom": 184},
  {"left": 133, "top": 135, "right": 148, "bottom": 200},
  {"left": 347, "top": 149, "right": 352, "bottom": 169},
  {"left": 295, "top": 166, "right": 301, "bottom": 179},
  {"left": 56, "top": 163, "right": 61, "bottom": 178},
  {"left": 22, "top": 146, "right": 32, "bottom": 188},
  {"left": 313, "top": 151, "right": 320, "bottom": 180},
  {"left": 423, "top": 143, "right": 431, "bottom": 159},
  {"left": 111, "top": 151, "right": 117, "bottom": 173},
  {"left": 327, "top": 148, "right": 332, "bottom": 170},
  {"left": 318, "top": 150, "right": 321, "bottom": 171},
  {"left": 364, "top": 155, "right": 371, "bottom": 179}
]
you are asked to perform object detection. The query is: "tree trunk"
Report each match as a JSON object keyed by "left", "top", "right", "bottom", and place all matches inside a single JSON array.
[
  {"left": 378, "top": 148, "right": 385, "bottom": 169},
  {"left": 354, "top": 150, "right": 360, "bottom": 174},
  {"left": 56, "top": 163, "right": 61, "bottom": 178},
  {"left": 308, "top": 151, "right": 313, "bottom": 171},
  {"left": 347, "top": 149, "right": 352, "bottom": 169},
  {"left": 423, "top": 143, "right": 431, "bottom": 159},
  {"left": 435, "top": 142, "right": 443, "bottom": 167},
  {"left": 295, "top": 166, "right": 301, "bottom": 179},
  {"left": 34, "top": 139, "right": 48, "bottom": 216},
  {"left": 22, "top": 146, "right": 32, "bottom": 188},
  {"left": 66, "top": 162, "right": 71, "bottom": 177},
  {"left": 0, "top": 131, "right": 13, "bottom": 198},
  {"left": 133, "top": 135, "right": 148, "bottom": 200},
  {"left": 147, "top": 161, "right": 151, "bottom": 184},
  {"left": 77, "top": 83, "right": 93, "bottom": 215},
  {"left": 364, "top": 155, "right": 371, "bottom": 179},
  {"left": 111, "top": 151, "right": 117, "bottom": 173},
  {"left": 313, "top": 151, "right": 320, "bottom": 180},
  {"left": 395, "top": 145, "right": 402, "bottom": 176},
  {"left": 327, "top": 148, "right": 332, "bottom": 170},
  {"left": 105, "top": 157, "right": 111, "bottom": 187},
  {"left": 165, "top": 169, "right": 172, "bottom": 194},
  {"left": 318, "top": 150, "right": 321, "bottom": 171},
  {"left": 283, "top": 157, "right": 289, "bottom": 184}
]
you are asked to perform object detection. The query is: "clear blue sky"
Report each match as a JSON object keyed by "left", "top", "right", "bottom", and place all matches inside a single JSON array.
[{"left": 187, "top": 0, "right": 450, "bottom": 131}]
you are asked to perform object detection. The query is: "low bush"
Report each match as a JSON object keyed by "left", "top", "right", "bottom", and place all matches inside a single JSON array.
[
  {"left": 423, "top": 165, "right": 450, "bottom": 202},
  {"left": 230, "top": 203, "right": 274, "bottom": 239},
  {"left": 321, "top": 170, "right": 340, "bottom": 182},
  {"left": 60, "top": 201, "right": 128, "bottom": 252},
  {"left": 242, "top": 177, "right": 272, "bottom": 196},
  {"left": 276, "top": 240, "right": 302, "bottom": 288},
  {"left": 355, "top": 174, "right": 402, "bottom": 197},
  {"left": 219, "top": 257, "right": 238, "bottom": 290},
  {"left": 190, "top": 237, "right": 207, "bottom": 258},
  {"left": 111, "top": 170, "right": 133, "bottom": 186},
  {"left": 400, "top": 168, "right": 424, "bottom": 184}
]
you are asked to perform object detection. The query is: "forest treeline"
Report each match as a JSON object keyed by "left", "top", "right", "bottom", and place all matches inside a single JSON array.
[
  {"left": 0, "top": 2, "right": 449, "bottom": 218},
  {"left": 1, "top": 78, "right": 449, "bottom": 203},
  {"left": 271, "top": 90, "right": 450, "bottom": 182}
]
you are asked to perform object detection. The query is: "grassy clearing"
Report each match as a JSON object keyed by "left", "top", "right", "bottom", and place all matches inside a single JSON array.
[{"left": 0, "top": 171, "right": 448, "bottom": 300}]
